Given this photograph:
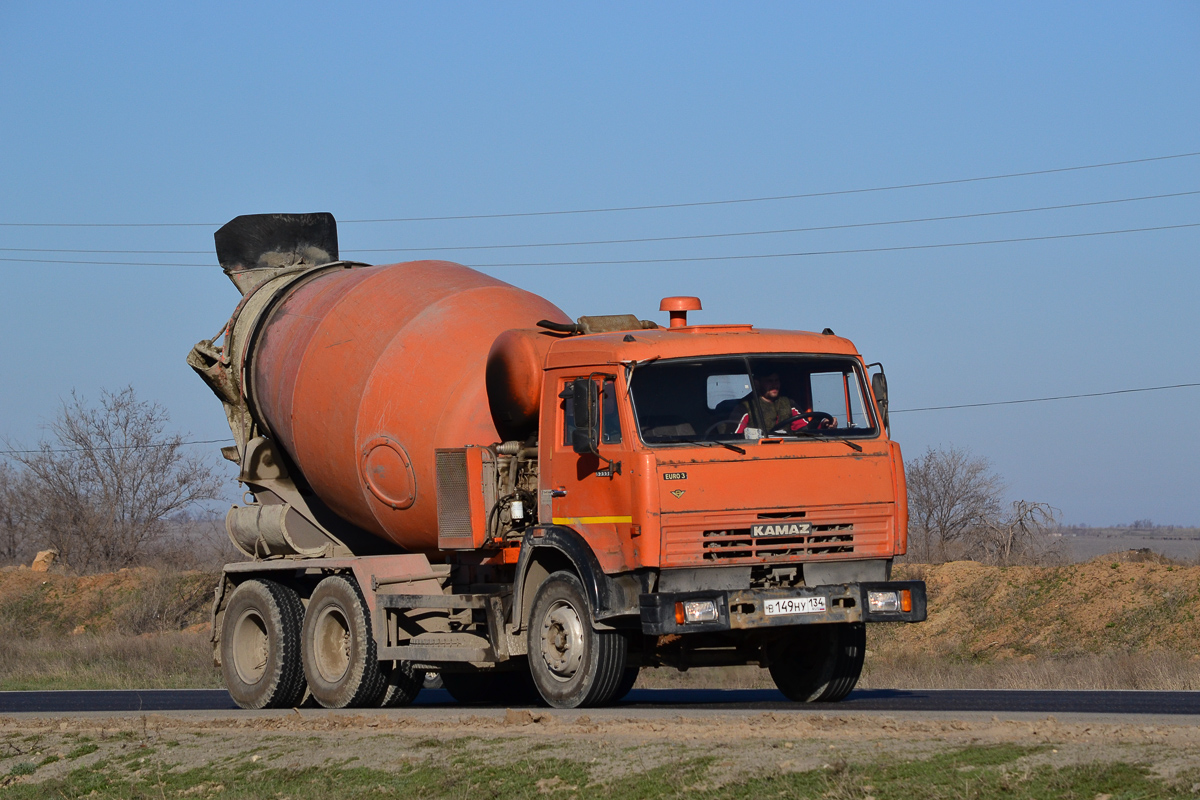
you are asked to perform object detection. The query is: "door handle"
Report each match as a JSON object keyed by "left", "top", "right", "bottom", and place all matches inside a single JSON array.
[{"left": 550, "top": 489, "right": 568, "bottom": 498}]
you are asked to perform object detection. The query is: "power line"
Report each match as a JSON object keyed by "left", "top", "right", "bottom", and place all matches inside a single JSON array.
[
  {"left": 0, "top": 438, "right": 231, "bottom": 456},
  {"left": 0, "top": 257, "right": 212, "bottom": 266},
  {"left": 343, "top": 190, "right": 1200, "bottom": 253},
  {"left": 2, "top": 221, "right": 1195, "bottom": 269},
  {"left": 341, "top": 152, "right": 1200, "bottom": 223},
  {"left": 465, "top": 222, "right": 1200, "bottom": 267},
  {"left": 1, "top": 150, "right": 1197, "bottom": 227},
  {"left": 892, "top": 382, "right": 1200, "bottom": 413},
  {"left": 4, "top": 188, "right": 1194, "bottom": 257},
  {"left": 0, "top": 247, "right": 209, "bottom": 254},
  {"left": 4, "top": 189, "right": 1196, "bottom": 259},
  {"left": 5, "top": 382, "right": 1198, "bottom": 452}
]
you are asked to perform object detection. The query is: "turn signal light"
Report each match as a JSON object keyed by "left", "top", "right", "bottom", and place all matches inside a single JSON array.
[{"left": 900, "top": 589, "right": 912, "bottom": 613}]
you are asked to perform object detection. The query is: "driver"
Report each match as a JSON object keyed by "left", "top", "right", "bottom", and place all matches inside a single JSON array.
[{"left": 734, "top": 373, "right": 833, "bottom": 435}]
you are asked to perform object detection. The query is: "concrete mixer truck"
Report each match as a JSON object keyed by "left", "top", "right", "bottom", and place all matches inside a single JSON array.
[{"left": 188, "top": 212, "right": 926, "bottom": 710}]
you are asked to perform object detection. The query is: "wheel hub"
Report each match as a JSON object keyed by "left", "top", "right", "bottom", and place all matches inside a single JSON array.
[
  {"left": 231, "top": 609, "right": 268, "bottom": 685},
  {"left": 539, "top": 599, "right": 584, "bottom": 681},
  {"left": 312, "top": 606, "right": 352, "bottom": 683}
]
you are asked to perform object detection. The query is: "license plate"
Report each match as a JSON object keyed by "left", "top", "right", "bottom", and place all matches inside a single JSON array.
[
  {"left": 764, "top": 596, "right": 827, "bottom": 616},
  {"left": 752, "top": 522, "right": 811, "bottom": 537}
]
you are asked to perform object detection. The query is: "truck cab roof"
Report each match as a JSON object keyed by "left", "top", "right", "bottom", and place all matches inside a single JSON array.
[{"left": 543, "top": 324, "right": 862, "bottom": 369}]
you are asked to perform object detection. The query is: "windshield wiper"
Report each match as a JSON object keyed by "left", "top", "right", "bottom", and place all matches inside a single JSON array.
[
  {"left": 674, "top": 438, "right": 747, "bottom": 455},
  {"left": 769, "top": 428, "right": 863, "bottom": 452}
]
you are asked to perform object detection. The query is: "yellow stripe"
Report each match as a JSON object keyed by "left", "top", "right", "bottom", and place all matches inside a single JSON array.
[{"left": 551, "top": 516, "right": 634, "bottom": 525}]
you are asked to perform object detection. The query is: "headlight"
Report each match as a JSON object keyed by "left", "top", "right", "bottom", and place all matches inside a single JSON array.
[
  {"left": 868, "top": 590, "right": 900, "bottom": 612},
  {"left": 674, "top": 598, "right": 719, "bottom": 624},
  {"left": 868, "top": 589, "right": 912, "bottom": 613}
]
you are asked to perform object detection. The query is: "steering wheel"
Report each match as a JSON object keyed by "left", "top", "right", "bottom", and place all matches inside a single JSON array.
[
  {"left": 765, "top": 411, "right": 834, "bottom": 435},
  {"left": 702, "top": 420, "right": 733, "bottom": 437}
]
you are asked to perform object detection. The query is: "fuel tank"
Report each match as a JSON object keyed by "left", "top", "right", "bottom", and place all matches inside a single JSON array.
[{"left": 240, "top": 257, "right": 569, "bottom": 552}]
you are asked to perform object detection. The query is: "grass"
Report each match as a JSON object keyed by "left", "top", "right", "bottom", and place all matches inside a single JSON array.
[
  {"left": 65, "top": 745, "right": 98, "bottom": 760},
  {"left": 2, "top": 744, "right": 1197, "bottom": 799},
  {"left": 0, "top": 631, "right": 219, "bottom": 691},
  {"left": 4, "top": 620, "right": 1199, "bottom": 694}
]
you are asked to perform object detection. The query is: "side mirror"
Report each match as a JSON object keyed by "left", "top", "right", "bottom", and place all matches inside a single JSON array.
[
  {"left": 564, "top": 378, "right": 600, "bottom": 455},
  {"left": 870, "top": 370, "right": 890, "bottom": 434}
]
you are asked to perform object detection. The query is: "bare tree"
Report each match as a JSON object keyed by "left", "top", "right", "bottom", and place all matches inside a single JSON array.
[
  {"left": 0, "top": 461, "right": 34, "bottom": 566},
  {"left": 906, "top": 445, "right": 1058, "bottom": 565},
  {"left": 906, "top": 446, "right": 1004, "bottom": 562},
  {"left": 968, "top": 499, "right": 1060, "bottom": 566},
  {"left": 5, "top": 387, "right": 223, "bottom": 572}
]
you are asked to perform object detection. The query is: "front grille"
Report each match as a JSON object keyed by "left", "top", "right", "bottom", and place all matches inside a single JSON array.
[
  {"left": 701, "top": 524, "right": 855, "bottom": 561},
  {"left": 660, "top": 508, "right": 892, "bottom": 566}
]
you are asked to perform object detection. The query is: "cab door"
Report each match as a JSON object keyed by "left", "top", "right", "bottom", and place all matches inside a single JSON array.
[{"left": 542, "top": 371, "right": 635, "bottom": 573}]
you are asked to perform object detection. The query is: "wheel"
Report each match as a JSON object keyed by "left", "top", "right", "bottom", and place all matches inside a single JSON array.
[
  {"left": 766, "top": 622, "right": 865, "bottom": 702},
  {"left": 380, "top": 661, "right": 426, "bottom": 707},
  {"left": 612, "top": 666, "right": 640, "bottom": 701},
  {"left": 301, "top": 575, "right": 389, "bottom": 708},
  {"left": 441, "top": 665, "right": 542, "bottom": 706},
  {"left": 527, "top": 571, "right": 628, "bottom": 709},
  {"left": 220, "top": 579, "right": 307, "bottom": 709}
]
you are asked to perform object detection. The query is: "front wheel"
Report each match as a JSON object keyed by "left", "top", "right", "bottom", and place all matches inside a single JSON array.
[
  {"left": 766, "top": 622, "right": 865, "bottom": 702},
  {"left": 527, "top": 571, "right": 628, "bottom": 708}
]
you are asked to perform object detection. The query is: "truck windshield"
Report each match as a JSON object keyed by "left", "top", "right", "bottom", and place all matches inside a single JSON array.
[{"left": 629, "top": 356, "right": 877, "bottom": 444}]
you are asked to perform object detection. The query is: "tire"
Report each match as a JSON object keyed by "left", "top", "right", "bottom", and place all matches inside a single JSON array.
[
  {"left": 219, "top": 579, "right": 307, "bottom": 710},
  {"left": 380, "top": 661, "right": 426, "bottom": 707},
  {"left": 527, "top": 571, "right": 628, "bottom": 709},
  {"left": 767, "top": 622, "right": 865, "bottom": 703},
  {"left": 612, "top": 667, "right": 640, "bottom": 702},
  {"left": 301, "top": 575, "right": 389, "bottom": 708}
]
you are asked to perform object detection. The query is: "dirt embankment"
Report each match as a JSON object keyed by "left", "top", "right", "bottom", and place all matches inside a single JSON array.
[
  {"left": 2, "top": 557, "right": 1198, "bottom": 656},
  {"left": 885, "top": 556, "right": 1200, "bottom": 660},
  {"left": 2, "top": 556, "right": 1199, "bottom": 691},
  {"left": 0, "top": 566, "right": 215, "bottom": 638}
]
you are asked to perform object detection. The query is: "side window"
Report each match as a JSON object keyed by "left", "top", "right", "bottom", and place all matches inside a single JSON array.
[
  {"left": 601, "top": 379, "right": 622, "bottom": 444},
  {"left": 561, "top": 377, "right": 622, "bottom": 446},
  {"left": 562, "top": 381, "right": 578, "bottom": 446},
  {"left": 810, "top": 371, "right": 870, "bottom": 429}
]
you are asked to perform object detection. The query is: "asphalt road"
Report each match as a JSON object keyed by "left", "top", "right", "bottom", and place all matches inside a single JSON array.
[{"left": 2, "top": 688, "right": 1199, "bottom": 715}]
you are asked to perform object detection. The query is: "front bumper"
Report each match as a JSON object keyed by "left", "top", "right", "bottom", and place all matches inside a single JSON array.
[{"left": 639, "top": 580, "right": 926, "bottom": 635}]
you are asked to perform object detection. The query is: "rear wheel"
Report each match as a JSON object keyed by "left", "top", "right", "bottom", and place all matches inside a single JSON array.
[
  {"left": 301, "top": 575, "right": 389, "bottom": 708},
  {"left": 527, "top": 571, "right": 628, "bottom": 708},
  {"left": 767, "top": 622, "right": 865, "bottom": 702},
  {"left": 380, "top": 661, "right": 426, "bottom": 707},
  {"left": 220, "top": 579, "right": 307, "bottom": 709}
]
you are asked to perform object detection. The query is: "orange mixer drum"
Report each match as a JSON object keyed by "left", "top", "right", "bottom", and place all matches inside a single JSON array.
[{"left": 247, "top": 260, "right": 570, "bottom": 551}]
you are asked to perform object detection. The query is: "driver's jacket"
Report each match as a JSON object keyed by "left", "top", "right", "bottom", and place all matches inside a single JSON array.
[{"left": 734, "top": 395, "right": 810, "bottom": 434}]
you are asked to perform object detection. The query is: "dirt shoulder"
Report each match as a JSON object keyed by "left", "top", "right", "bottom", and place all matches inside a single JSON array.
[{"left": 3, "top": 710, "right": 1200, "bottom": 798}]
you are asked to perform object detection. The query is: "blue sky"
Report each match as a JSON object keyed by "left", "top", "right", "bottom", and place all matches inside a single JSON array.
[{"left": 1, "top": 3, "right": 1197, "bottom": 524}]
